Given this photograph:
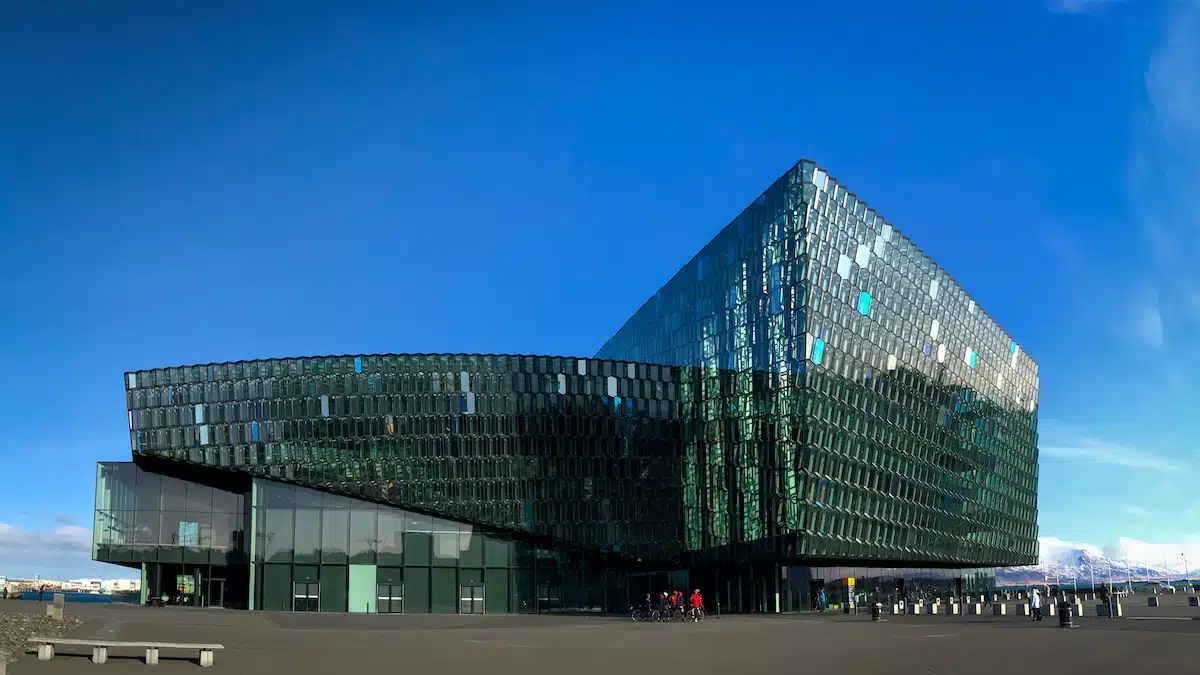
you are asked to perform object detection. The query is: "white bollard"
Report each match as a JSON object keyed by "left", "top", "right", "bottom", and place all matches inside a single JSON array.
[{"left": 992, "top": 603, "right": 1007, "bottom": 615}]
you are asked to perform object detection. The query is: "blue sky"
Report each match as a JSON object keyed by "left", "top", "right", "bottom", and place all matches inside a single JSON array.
[{"left": 2, "top": 0, "right": 1198, "bottom": 579}]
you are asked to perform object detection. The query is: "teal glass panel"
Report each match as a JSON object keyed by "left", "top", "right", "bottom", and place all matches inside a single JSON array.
[{"left": 857, "top": 291, "right": 871, "bottom": 316}]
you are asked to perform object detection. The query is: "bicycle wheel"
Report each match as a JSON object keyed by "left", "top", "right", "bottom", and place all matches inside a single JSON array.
[
  {"left": 672, "top": 609, "right": 686, "bottom": 622},
  {"left": 631, "top": 608, "right": 645, "bottom": 622},
  {"left": 696, "top": 608, "right": 706, "bottom": 622}
]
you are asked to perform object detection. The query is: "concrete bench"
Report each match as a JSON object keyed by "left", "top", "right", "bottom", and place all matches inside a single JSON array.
[
  {"left": 1148, "top": 596, "right": 1160, "bottom": 607},
  {"left": 30, "top": 637, "right": 224, "bottom": 668}
]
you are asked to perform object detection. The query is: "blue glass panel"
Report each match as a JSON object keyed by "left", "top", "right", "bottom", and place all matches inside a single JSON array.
[
  {"left": 812, "top": 338, "right": 826, "bottom": 365},
  {"left": 251, "top": 421, "right": 260, "bottom": 442},
  {"left": 923, "top": 343, "right": 932, "bottom": 357},
  {"left": 354, "top": 356, "right": 362, "bottom": 373},
  {"left": 857, "top": 291, "right": 871, "bottom": 316},
  {"left": 969, "top": 351, "right": 977, "bottom": 369},
  {"left": 1010, "top": 341, "right": 1018, "bottom": 353}
]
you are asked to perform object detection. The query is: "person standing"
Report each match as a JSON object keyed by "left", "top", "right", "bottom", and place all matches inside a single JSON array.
[{"left": 1030, "top": 588, "right": 1042, "bottom": 621}]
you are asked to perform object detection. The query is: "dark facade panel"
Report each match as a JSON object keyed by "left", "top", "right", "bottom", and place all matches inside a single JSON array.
[
  {"left": 596, "top": 160, "right": 1039, "bottom": 568},
  {"left": 123, "top": 354, "right": 685, "bottom": 564}
]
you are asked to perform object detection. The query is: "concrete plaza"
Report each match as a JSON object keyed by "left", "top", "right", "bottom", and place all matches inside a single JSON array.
[{"left": 4, "top": 599, "right": 1200, "bottom": 675}]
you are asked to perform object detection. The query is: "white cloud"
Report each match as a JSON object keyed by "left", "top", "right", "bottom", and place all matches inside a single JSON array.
[
  {"left": 0, "top": 523, "right": 91, "bottom": 553},
  {"left": 1130, "top": 2, "right": 1200, "bottom": 333},
  {"left": 1038, "top": 535, "right": 1200, "bottom": 572},
  {"left": 1124, "top": 505, "right": 1152, "bottom": 519},
  {"left": 1039, "top": 436, "right": 1181, "bottom": 471},
  {"left": 1049, "top": 0, "right": 1121, "bottom": 14},
  {"left": 0, "top": 523, "right": 100, "bottom": 579}
]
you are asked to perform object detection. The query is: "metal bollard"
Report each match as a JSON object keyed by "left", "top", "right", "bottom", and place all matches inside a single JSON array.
[
  {"left": 872, "top": 602, "right": 883, "bottom": 621},
  {"left": 1058, "top": 601, "right": 1075, "bottom": 628}
]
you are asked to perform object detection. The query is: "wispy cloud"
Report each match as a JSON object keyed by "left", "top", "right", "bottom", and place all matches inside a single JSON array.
[
  {"left": 1049, "top": 0, "right": 1122, "bottom": 15},
  {"left": 1039, "top": 429, "right": 1181, "bottom": 472},
  {"left": 53, "top": 514, "right": 74, "bottom": 524},
  {"left": 1130, "top": 284, "right": 1165, "bottom": 347},
  {"left": 1124, "top": 505, "right": 1152, "bottom": 519},
  {"left": 1129, "top": 2, "right": 1200, "bottom": 341}
]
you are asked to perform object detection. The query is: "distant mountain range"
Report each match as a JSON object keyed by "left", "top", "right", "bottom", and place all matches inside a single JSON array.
[{"left": 996, "top": 547, "right": 1194, "bottom": 587}]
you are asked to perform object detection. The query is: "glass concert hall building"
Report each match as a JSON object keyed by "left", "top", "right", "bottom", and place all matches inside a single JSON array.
[{"left": 93, "top": 160, "right": 1039, "bottom": 613}]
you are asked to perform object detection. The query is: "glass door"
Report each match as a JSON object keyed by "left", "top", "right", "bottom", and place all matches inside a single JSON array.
[
  {"left": 377, "top": 583, "right": 404, "bottom": 614},
  {"left": 537, "top": 584, "right": 560, "bottom": 613},
  {"left": 207, "top": 579, "right": 225, "bottom": 609},
  {"left": 293, "top": 582, "right": 320, "bottom": 612},
  {"left": 459, "top": 585, "right": 484, "bottom": 615}
]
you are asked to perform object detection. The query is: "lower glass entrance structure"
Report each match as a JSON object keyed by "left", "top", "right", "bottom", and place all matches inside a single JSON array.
[{"left": 95, "top": 457, "right": 998, "bottom": 613}]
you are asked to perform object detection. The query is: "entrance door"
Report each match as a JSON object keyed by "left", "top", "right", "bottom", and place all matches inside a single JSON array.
[
  {"left": 537, "top": 584, "right": 560, "bottom": 612},
  {"left": 954, "top": 577, "right": 964, "bottom": 601},
  {"left": 292, "top": 582, "right": 319, "bottom": 612},
  {"left": 207, "top": 579, "right": 225, "bottom": 609},
  {"left": 459, "top": 585, "right": 484, "bottom": 615},
  {"left": 809, "top": 580, "right": 826, "bottom": 611},
  {"left": 377, "top": 583, "right": 404, "bottom": 614}
]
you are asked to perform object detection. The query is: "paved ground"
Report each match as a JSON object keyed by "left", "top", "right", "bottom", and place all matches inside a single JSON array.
[{"left": 5, "top": 599, "right": 1200, "bottom": 675}]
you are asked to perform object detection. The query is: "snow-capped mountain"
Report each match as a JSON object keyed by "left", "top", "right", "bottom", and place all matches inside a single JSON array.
[{"left": 995, "top": 542, "right": 1195, "bottom": 587}]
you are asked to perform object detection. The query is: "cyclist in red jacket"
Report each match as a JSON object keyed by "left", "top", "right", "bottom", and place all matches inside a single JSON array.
[{"left": 689, "top": 588, "right": 704, "bottom": 621}]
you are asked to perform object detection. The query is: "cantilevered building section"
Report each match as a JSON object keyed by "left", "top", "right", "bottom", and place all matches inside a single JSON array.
[
  {"left": 95, "top": 160, "right": 1038, "bottom": 614},
  {"left": 596, "top": 159, "right": 1039, "bottom": 575}
]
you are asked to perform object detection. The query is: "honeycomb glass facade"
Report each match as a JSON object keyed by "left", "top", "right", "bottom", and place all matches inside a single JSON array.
[
  {"left": 96, "top": 160, "right": 1036, "bottom": 613},
  {"left": 597, "top": 160, "right": 1038, "bottom": 571}
]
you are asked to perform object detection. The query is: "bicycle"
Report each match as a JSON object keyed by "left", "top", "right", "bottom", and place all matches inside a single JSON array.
[
  {"left": 687, "top": 606, "right": 706, "bottom": 622},
  {"left": 630, "top": 606, "right": 647, "bottom": 622}
]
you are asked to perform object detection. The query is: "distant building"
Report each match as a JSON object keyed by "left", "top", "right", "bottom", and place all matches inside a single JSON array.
[{"left": 94, "top": 160, "right": 1039, "bottom": 613}]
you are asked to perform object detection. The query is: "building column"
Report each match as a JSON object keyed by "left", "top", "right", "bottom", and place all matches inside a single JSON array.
[{"left": 248, "top": 481, "right": 258, "bottom": 610}]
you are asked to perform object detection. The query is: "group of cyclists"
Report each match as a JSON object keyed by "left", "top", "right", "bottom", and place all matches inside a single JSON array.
[{"left": 630, "top": 589, "right": 706, "bottom": 622}]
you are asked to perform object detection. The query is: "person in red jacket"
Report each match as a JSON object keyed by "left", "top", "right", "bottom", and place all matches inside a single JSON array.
[{"left": 689, "top": 588, "right": 704, "bottom": 621}]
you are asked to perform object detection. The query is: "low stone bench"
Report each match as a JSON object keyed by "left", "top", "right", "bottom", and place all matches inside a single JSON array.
[
  {"left": 1096, "top": 602, "right": 1123, "bottom": 618},
  {"left": 1188, "top": 596, "right": 1199, "bottom": 607},
  {"left": 992, "top": 603, "right": 1007, "bottom": 616},
  {"left": 30, "top": 637, "right": 224, "bottom": 668},
  {"left": 1148, "top": 596, "right": 1160, "bottom": 607},
  {"left": 967, "top": 603, "right": 983, "bottom": 615}
]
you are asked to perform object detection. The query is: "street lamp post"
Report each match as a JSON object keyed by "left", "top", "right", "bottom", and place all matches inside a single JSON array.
[{"left": 1183, "top": 554, "right": 1190, "bottom": 592}]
